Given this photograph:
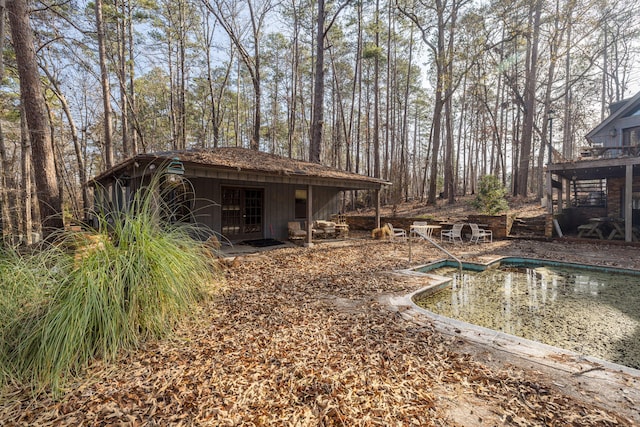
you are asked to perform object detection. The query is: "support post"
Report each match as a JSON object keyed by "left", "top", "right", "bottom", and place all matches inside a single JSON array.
[
  {"left": 557, "top": 179, "right": 563, "bottom": 212},
  {"left": 375, "top": 189, "right": 381, "bottom": 229},
  {"left": 625, "top": 164, "right": 633, "bottom": 242},
  {"left": 547, "top": 110, "right": 554, "bottom": 214},
  {"left": 546, "top": 169, "right": 553, "bottom": 214},
  {"left": 305, "top": 184, "right": 314, "bottom": 247}
]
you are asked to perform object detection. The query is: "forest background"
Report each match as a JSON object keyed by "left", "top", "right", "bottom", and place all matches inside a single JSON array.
[{"left": 0, "top": 0, "right": 639, "bottom": 241}]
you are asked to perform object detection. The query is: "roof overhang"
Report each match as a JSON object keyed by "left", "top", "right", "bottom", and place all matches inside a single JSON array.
[
  {"left": 586, "top": 91, "right": 640, "bottom": 143},
  {"left": 88, "top": 149, "right": 391, "bottom": 191},
  {"left": 548, "top": 157, "right": 640, "bottom": 180}
]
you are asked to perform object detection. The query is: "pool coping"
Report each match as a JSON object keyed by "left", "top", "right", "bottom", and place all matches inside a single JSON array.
[{"left": 382, "top": 256, "right": 640, "bottom": 422}]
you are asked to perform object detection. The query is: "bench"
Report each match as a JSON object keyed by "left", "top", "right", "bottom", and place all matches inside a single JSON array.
[{"left": 577, "top": 223, "right": 603, "bottom": 239}]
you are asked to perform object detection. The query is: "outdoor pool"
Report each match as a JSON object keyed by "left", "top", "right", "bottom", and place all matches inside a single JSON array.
[{"left": 413, "top": 258, "right": 640, "bottom": 369}]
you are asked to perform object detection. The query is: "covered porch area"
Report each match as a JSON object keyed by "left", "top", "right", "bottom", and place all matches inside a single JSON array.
[{"left": 546, "top": 157, "right": 640, "bottom": 242}]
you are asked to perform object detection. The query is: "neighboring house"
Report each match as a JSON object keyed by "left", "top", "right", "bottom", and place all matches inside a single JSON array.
[
  {"left": 547, "top": 92, "right": 640, "bottom": 242},
  {"left": 88, "top": 147, "right": 389, "bottom": 245}
]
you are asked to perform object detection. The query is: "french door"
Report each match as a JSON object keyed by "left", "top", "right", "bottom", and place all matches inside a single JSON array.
[{"left": 221, "top": 187, "right": 263, "bottom": 240}]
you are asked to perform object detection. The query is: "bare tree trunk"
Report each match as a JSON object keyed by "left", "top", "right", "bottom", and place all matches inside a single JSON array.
[
  {"left": 95, "top": 0, "right": 114, "bottom": 168},
  {"left": 537, "top": 0, "right": 564, "bottom": 199},
  {"left": 346, "top": 0, "right": 362, "bottom": 173},
  {"left": 383, "top": 0, "right": 391, "bottom": 182},
  {"left": 44, "top": 100, "right": 64, "bottom": 214},
  {"left": 117, "top": 0, "right": 130, "bottom": 157},
  {"left": 249, "top": 4, "right": 261, "bottom": 151},
  {"left": 400, "top": 29, "right": 413, "bottom": 202},
  {"left": 329, "top": 44, "right": 348, "bottom": 169},
  {"left": 127, "top": 0, "right": 138, "bottom": 155},
  {"left": 0, "top": 3, "right": 14, "bottom": 240},
  {"left": 235, "top": 57, "right": 241, "bottom": 147},
  {"left": 287, "top": 0, "right": 300, "bottom": 158},
  {"left": 169, "top": 36, "right": 179, "bottom": 149},
  {"left": 7, "top": 0, "right": 62, "bottom": 236},
  {"left": 202, "top": 0, "right": 272, "bottom": 151},
  {"left": 0, "top": 121, "right": 13, "bottom": 240},
  {"left": 20, "top": 109, "right": 32, "bottom": 244},
  {"left": 516, "top": 0, "right": 541, "bottom": 197},
  {"left": 443, "top": 5, "right": 458, "bottom": 204},
  {"left": 203, "top": 12, "right": 233, "bottom": 149},
  {"left": 42, "top": 66, "right": 90, "bottom": 213},
  {"left": 310, "top": 0, "right": 325, "bottom": 163},
  {"left": 562, "top": 4, "right": 574, "bottom": 160},
  {"left": 372, "top": 0, "right": 380, "bottom": 177},
  {"left": 178, "top": 0, "right": 187, "bottom": 150}
]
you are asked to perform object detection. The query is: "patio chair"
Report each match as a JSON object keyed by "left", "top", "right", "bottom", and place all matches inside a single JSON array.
[
  {"left": 411, "top": 221, "right": 433, "bottom": 240},
  {"left": 288, "top": 221, "right": 307, "bottom": 241},
  {"left": 441, "top": 223, "right": 464, "bottom": 243},
  {"left": 469, "top": 223, "right": 492, "bottom": 243},
  {"left": 386, "top": 223, "right": 407, "bottom": 241}
]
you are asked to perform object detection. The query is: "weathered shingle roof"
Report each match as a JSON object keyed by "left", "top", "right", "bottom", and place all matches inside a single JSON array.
[{"left": 90, "top": 147, "right": 390, "bottom": 188}]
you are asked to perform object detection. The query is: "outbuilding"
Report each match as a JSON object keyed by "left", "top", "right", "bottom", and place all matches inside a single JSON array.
[{"left": 89, "top": 147, "right": 389, "bottom": 245}]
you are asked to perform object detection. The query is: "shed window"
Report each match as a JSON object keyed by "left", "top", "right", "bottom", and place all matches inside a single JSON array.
[{"left": 295, "top": 189, "right": 307, "bottom": 219}]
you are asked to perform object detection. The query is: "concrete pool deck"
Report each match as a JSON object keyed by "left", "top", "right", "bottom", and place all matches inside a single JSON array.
[{"left": 382, "top": 262, "right": 640, "bottom": 424}]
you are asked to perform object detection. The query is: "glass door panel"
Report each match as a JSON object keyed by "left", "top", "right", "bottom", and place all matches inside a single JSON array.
[{"left": 221, "top": 187, "right": 263, "bottom": 239}]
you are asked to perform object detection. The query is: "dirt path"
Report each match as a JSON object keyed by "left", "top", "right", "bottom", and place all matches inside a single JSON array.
[{"left": 1, "top": 238, "right": 638, "bottom": 425}]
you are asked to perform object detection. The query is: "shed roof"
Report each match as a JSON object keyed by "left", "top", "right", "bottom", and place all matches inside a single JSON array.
[{"left": 89, "top": 147, "right": 390, "bottom": 190}]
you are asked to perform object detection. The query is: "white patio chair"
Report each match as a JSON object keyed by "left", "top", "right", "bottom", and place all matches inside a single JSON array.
[
  {"left": 469, "top": 223, "right": 492, "bottom": 243},
  {"left": 441, "top": 223, "right": 464, "bottom": 243},
  {"left": 411, "top": 221, "right": 433, "bottom": 240},
  {"left": 386, "top": 223, "right": 407, "bottom": 241}
]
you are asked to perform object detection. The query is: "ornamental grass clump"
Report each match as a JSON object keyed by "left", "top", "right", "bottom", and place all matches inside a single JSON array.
[
  {"left": 0, "top": 247, "right": 49, "bottom": 333},
  {"left": 1, "top": 172, "right": 220, "bottom": 392},
  {"left": 0, "top": 246, "right": 54, "bottom": 387}
]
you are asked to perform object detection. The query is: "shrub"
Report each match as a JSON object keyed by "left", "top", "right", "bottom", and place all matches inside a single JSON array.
[
  {"left": 1, "top": 171, "right": 221, "bottom": 392},
  {"left": 472, "top": 175, "right": 509, "bottom": 215}
]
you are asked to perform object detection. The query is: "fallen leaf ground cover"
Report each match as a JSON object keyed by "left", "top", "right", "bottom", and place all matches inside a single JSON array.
[{"left": 1, "top": 237, "right": 638, "bottom": 426}]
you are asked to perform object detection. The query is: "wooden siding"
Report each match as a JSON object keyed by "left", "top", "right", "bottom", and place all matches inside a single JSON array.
[{"left": 189, "top": 177, "right": 340, "bottom": 241}]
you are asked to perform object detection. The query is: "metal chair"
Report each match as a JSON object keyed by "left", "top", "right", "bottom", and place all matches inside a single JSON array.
[
  {"left": 469, "top": 223, "right": 492, "bottom": 243},
  {"left": 441, "top": 223, "right": 464, "bottom": 243},
  {"left": 386, "top": 223, "right": 407, "bottom": 241}
]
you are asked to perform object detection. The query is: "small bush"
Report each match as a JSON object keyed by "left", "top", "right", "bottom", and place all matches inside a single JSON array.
[
  {"left": 472, "top": 175, "right": 509, "bottom": 215},
  {"left": 0, "top": 171, "right": 221, "bottom": 392}
]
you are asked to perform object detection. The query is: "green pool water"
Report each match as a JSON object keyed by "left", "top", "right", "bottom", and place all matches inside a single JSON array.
[{"left": 413, "top": 260, "right": 640, "bottom": 369}]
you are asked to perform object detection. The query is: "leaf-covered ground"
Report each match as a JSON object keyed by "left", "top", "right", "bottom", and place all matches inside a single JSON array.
[{"left": 1, "top": 237, "right": 638, "bottom": 426}]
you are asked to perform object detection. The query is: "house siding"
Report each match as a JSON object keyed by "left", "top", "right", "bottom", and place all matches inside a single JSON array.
[
  {"left": 589, "top": 102, "right": 640, "bottom": 149},
  {"left": 189, "top": 177, "right": 339, "bottom": 241}
]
